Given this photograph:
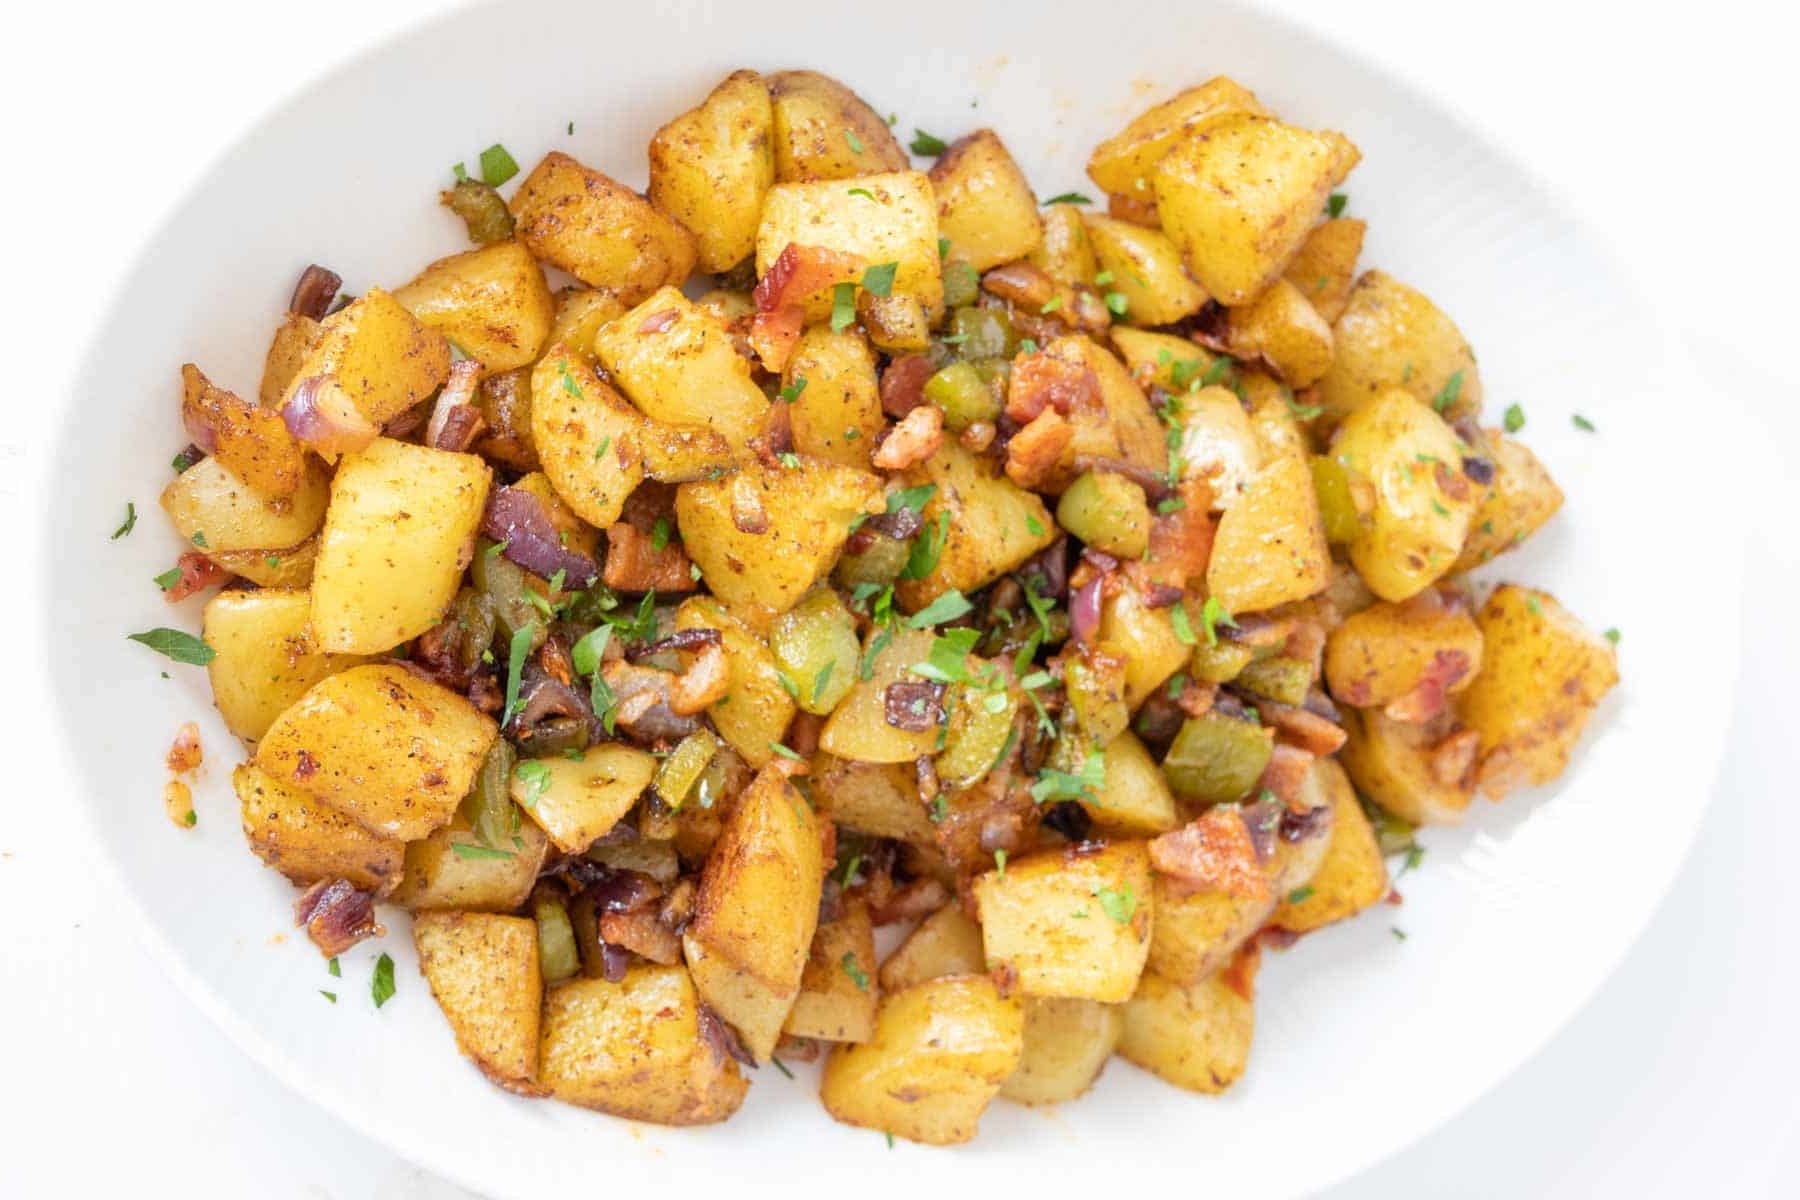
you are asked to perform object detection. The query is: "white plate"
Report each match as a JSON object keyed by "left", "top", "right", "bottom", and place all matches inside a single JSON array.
[{"left": 43, "top": 1, "right": 1744, "bottom": 1194}]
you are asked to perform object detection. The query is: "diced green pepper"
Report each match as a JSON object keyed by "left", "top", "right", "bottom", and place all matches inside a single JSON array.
[
  {"left": 1189, "top": 638, "right": 1254, "bottom": 684},
  {"left": 653, "top": 728, "right": 720, "bottom": 809},
  {"left": 936, "top": 682, "right": 1020, "bottom": 788},
  {"left": 1064, "top": 651, "right": 1130, "bottom": 744},
  {"left": 770, "top": 588, "right": 861, "bottom": 714},
  {"left": 440, "top": 179, "right": 516, "bottom": 245},
  {"left": 472, "top": 538, "right": 547, "bottom": 653},
  {"left": 459, "top": 739, "right": 518, "bottom": 848},
  {"left": 924, "top": 360, "right": 1001, "bottom": 431},
  {"left": 1056, "top": 471, "right": 1151, "bottom": 559},
  {"left": 834, "top": 529, "right": 911, "bottom": 588},
  {"left": 947, "top": 306, "right": 1018, "bottom": 359},
  {"left": 531, "top": 886, "right": 581, "bottom": 984},
  {"left": 1161, "top": 711, "right": 1273, "bottom": 804},
  {"left": 1232, "top": 655, "right": 1313, "bottom": 707},
  {"left": 942, "top": 260, "right": 981, "bottom": 309}
]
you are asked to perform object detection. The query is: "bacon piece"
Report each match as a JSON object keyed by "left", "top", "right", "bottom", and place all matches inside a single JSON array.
[
  {"left": 979, "top": 261, "right": 1057, "bottom": 312},
  {"left": 602, "top": 523, "right": 697, "bottom": 593},
  {"left": 1384, "top": 649, "right": 1475, "bottom": 724},
  {"left": 1128, "top": 476, "right": 1216, "bottom": 594},
  {"left": 1149, "top": 808, "right": 1270, "bottom": 902},
  {"left": 883, "top": 681, "right": 946, "bottom": 732},
  {"left": 880, "top": 353, "right": 936, "bottom": 418},
  {"left": 871, "top": 403, "right": 944, "bottom": 471},
  {"left": 1005, "top": 352, "right": 1100, "bottom": 424},
  {"left": 1003, "top": 409, "right": 1074, "bottom": 489},
  {"left": 293, "top": 878, "right": 384, "bottom": 958},
  {"left": 165, "top": 721, "right": 203, "bottom": 774},
  {"left": 600, "top": 907, "right": 682, "bottom": 964},
  {"left": 1256, "top": 743, "right": 1316, "bottom": 808},
  {"left": 162, "top": 550, "right": 229, "bottom": 603},
  {"left": 866, "top": 875, "right": 950, "bottom": 926},
  {"left": 1431, "top": 727, "right": 1482, "bottom": 789},
  {"left": 1261, "top": 701, "right": 1348, "bottom": 756},
  {"left": 749, "top": 243, "right": 862, "bottom": 372},
  {"left": 1174, "top": 677, "right": 1218, "bottom": 719}
]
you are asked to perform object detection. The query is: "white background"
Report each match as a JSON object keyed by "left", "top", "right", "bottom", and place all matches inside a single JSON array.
[{"left": 4, "top": 1, "right": 1796, "bottom": 1195}]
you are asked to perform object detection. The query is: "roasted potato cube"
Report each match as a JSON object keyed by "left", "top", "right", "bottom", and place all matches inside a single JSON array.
[
  {"left": 391, "top": 240, "right": 554, "bottom": 374},
  {"left": 974, "top": 842, "right": 1153, "bottom": 1002},
  {"left": 1080, "top": 212, "right": 1208, "bottom": 326},
  {"left": 161, "top": 455, "right": 330, "bottom": 555},
  {"left": 259, "top": 312, "right": 321, "bottom": 408},
  {"left": 929, "top": 129, "right": 1043, "bottom": 270},
  {"left": 389, "top": 810, "right": 550, "bottom": 913},
  {"left": 1282, "top": 217, "right": 1365, "bottom": 324},
  {"left": 1339, "top": 707, "right": 1475, "bottom": 825},
  {"left": 1205, "top": 453, "right": 1329, "bottom": 614},
  {"left": 310, "top": 438, "right": 490, "bottom": 654},
  {"left": 1096, "top": 584, "right": 1191, "bottom": 709},
  {"left": 1452, "top": 431, "right": 1564, "bottom": 572},
  {"left": 1153, "top": 113, "right": 1359, "bottom": 305},
  {"left": 181, "top": 363, "right": 304, "bottom": 497},
  {"left": 1000, "top": 996, "right": 1122, "bottom": 1106},
  {"left": 820, "top": 975, "right": 1023, "bottom": 1145},
  {"left": 1224, "top": 277, "right": 1334, "bottom": 387},
  {"left": 508, "top": 151, "right": 698, "bottom": 304},
  {"left": 1175, "top": 384, "right": 1264, "bottom": 512},
  {"left": 279, "top": 287, "right": 450, "bottom": 428},
  {"left": 674, "top": 597, "right": 796, "bottom": 767},
  {"left": 1117, "top": 966, "right": 1255, "bottom": 1093},
  {"left": 203, "top": 589, "right": 368, "bottom": 743},
  {"left": 235, "top": 762, "right": 402, "bottom": 892},
  {"left": 1028, "top": 203, "right": 1100, "bottom": 289},
  {"left": 683, "top": 764, "right": 825, "bottom": 1061},
  {"left": 545, "top": 287, "right": 628, "bottom": 361},
  {"left": 1148, "top": 876, "right": 1270, "bottom": 985},
  {"left": 1273, "top": 759, "right": 1389, "bottom": 932},
  {"left": 813, "top": 755, "right": 936, "bottom": 846},
  {"left": 893, "top": 441, "right": 1058, "bottom": 611},
  {"left": 413, "top": 912, "right": 542, "bottom": 1092},
  {"left": 767, "top": 70, "right": 910, "bottom": 182},
  {"left": 1318, "top": 270, "right": 1482, "bottom": 422},
  {"left": 878, "top": 903, "right": 987, "bottom": 991},
  {"left": 783, "top": 326, "right": 884, "bottom": 467},
  {"left": 756, "top": 171, "right": 943, "bottom": 319},
  {"left": 1111, "top": 327, "right": 1219, "bottom": 393},
  {"left": 676, "top": 458, "right": 882, "bottom": 626},
  {"left": 512, "top": 746, "right": 657, "bottom": 855},
  {"left": 1457, "top": 585, "right": 1619, "bottom": 798},
  {"left": 784, "top": 899, "right": 878, "bottom": 1043},
  {"left": 1041, "top": 335, "right": 1167, "bottom": 480},
  {"left": 1081, "top": 731, "right": 1180, "bottom": 836},
  {"left": 1242, "top": 369, "right": 1310, "bottom": 465},
  {"left": 254, "top": 663, "right": 497, "bottom": 840},
  {"left": 648, "top": 70, "right": 775, "bottom": 273},
  {"left": 1324, "top": 590, "right": 1484, "bottom": 715},
  {"left": 1086, "top": 76, "right": 1270, "bottom": 195},
  {"left": 819, "top": 627, "right": 943, "bottom": 764},
  {"left": 639, "top": 421, "right": 737, "bottom": 483},
  {"left": 527, "top": 347, "right": 645, "bottom": 529},
  {"left": 207, "top": 538, "right": 318, "bottom": 589},
  {"left": 539, "top": 967, "right": 749, "bottom": 1125},
  {"left": 592, "top": 287, "right": 770, "bottom": 455}
]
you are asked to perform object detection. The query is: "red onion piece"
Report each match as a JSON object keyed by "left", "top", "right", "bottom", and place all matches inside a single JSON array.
[
  {"left": 283, "top": 376, "right": 379, "bottom": 456},
  {"left": 288, "top": 264, "right": 343, "bottom": 320},
  {"left": 1069, "top": 576, "right": 1103, "bottom": 644},
  {"left": 182, "top": 405, "right": 219, "bottom": 454},
  {"left": 481, "top": 486, "right": 599, "bottom": 588},
  {"left": 427, "top": 361, "right": 486, "bottom": 451},
  {"left": 293, "top": 878, "right": 382, "bottom": 958}
]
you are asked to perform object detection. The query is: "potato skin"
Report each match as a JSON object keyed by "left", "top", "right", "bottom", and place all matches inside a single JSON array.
[
  {"left": 648, "top": 70, "right": 775, "bottom": 273},
  {"left": 181, "top": 363, "right": 304, "bottom": 497},
  {"left": 1117, "top": 967, "right": 1255, "bottom": 1094},
  {"left": 878, "top": 903, "right": 986, "bottom": 992},
  {"left": 1324, "top": 589, "right": 1484, "bottom": 713},
  {"left": 929, "top": 129, "right": 1044, "bottom": 271},
  {"left": 1339, "top": 707, "right": 1475, "bottom": 826},
  {"left": 1453, "top": 431, "right": 1564, "bottom": 572},
  {"left": 974, "top": 841, "right": 1153, "bottom": 1002},
  {"left": 1224, "top": 277, "right": 1335, "bottom": 387},
  {"left": 235, "top": 762, "right": 402, "bottom": 893},
  {"left": 413, "top": 912, "right": 542, "bottom": 1093},
  {"left": 391, "top": 240, "right": 554, "bottom": 374},
  {"left": 509, "top": 151, "right": 698, "bottom": 303},
  {"left": 1318, "top": 270, "right": 1482, "bottom": 422},
  {"left": 203, "top": 589, "right": 367, "bottom": 743},
  {"left": 1282, "top": 217, "right": 1366, "bottom": 324},
  {"left": 767, "top": 70, "right": 910, "bottom": 182}
]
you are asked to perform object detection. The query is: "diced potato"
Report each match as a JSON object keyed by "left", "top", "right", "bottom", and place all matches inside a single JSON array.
[
  {"left": 160, "top": 455, "right": 330, "bottom": 554},
  {"left": 784, "top": 899, "right": 878, "bottom": 1043},
  {"left": 279, "top": 287, "right": 451, "bottom": 428},
  {"left": 1153, "top": 113, "right": 1359, "bottom": 305},
  {"left": 1117, "top": 967, "right": 1255, "bottom": 1094},
  {"left": 857, "top": 292, "right": 931, "bottom": 353},
  {"left": 1111, "top": 327, "right": 1219, "bottom": 393},
  {"left": 508, "top": 151, "right": 698, "bottom": 304},
  {"left": 640, "top": 421, "right": 737, "bottom": 484},
  {"left": 767, "top": 70, "right": 909, "bottom": 182},
  {"left": 783, "top": 326, "right": 883, "bottom": 467},
  {"left": 208, "top": 538, "right": 318, "bottom": 588},
  {"left": 1087, "top": 76, "right": 1270, "bottom": 195},
  {"left": 592, "top": 287, "right": 770, "bottom": 455},
  {"left": 674, "top": 597, "right": 796, "bottom": 768},
  {"left": 512, "top": 746, "right": 657, "bottom": 855},
  {"left": 893, "top": 441, "right": 1058, "bottom": 611},
  {"left": 1273, "top": 759, "right": 1389, "bottom": 933},
  {"left": 648, "top": 70, "right": 775, "bottom": 273},
  {"left": 1147, "top": 875, "right": 1270, "bottom": 985},
  {"left": 813, "top": 755, "right": 936, "bottom": 846},
  {"left": 1095, "top": 587, "right": 1190, "bottom": 709},
  {"left": 1453, "top": 431, "right": 1564, "bottom": 572},
  {"left": 529, "top": 347, "right": 647, "bottom": 529},
  {"left": 1080, "top": 212, "right": 1208, "bottom": 326},
  {"left": 310, "top": 438, "right": 490, "bottom": 653},
  {"left": 539, "top": 967, "right": 749, "bottom": 1125},
  {"left": 545, "top": 287, "right": 629, "bottom": 361},
  {"left": 1042, "top": 335, "right": 1167, "bottom": 479},
  {"left": 974, "top": 842, "right": 1153, "bottom": 1002},
  {"left": 878, "top": 904, "right": 986, "bottom": 991},
  {"left": 1456, "top": 585, "right": 1619, "bottom": 798},
  {"left": 1339, "top": 707, "right": 1475, "bottom": 825},
  {"left": 929, "top": 129, "right": 1043, "bottom": 270},
  {"left": 1282, "top": 217, "right": 1365, "bottom": 324},
  {"left": 390, "top": 809, "right": 550, "bottom": 913},
  {"left": 819, "top": 627, "right": 942, "bottom": 764},
  {"left": 755, "top": 171, "right": 943, "bottom": 319},
  {"left": 1242, "top": 370, "right": 1310, "bottom": 465},
  {"left": 235, "top": 762, "right": 402, "bottom": 892},
  {"left": 1325, "top": 591, "right": 1484, "bottom": 713},
  {"left": 1176, "top": 384, "right": 1264, "bottom": 511},
  {"left": 181, "top": 364, "right": 304, "bottom": 497},
  {"left": 470, "top": 367, "right": 537, "bottom": 471},
  {"left": 203, "top": 589, "right": 368, "bottom": 742},
  {"left": 1081, "top": 731, "right": 1180, "bottom": 835},
  {"left": 1224, "top": 278, "right": 1334, "bottom": 387},
  {"left": 254, "top": 663, "right": 497, "bottom": 840},
  {"left": 1318, "top": 270, "right": 1482, "bottom": 422},
  {"left": 683, "top": 764, "right": 825, "bottom": 1061},
  {"left": 1332, "top": 388, "right": 1480, "bottom": 602},
  {"left": 1000, "top": 997, "right": 1122, "bottom": 1106},
  {"left": 259, "top": 312, "right": 321, "bottom": 408},
  {"left": 1028, "top": 204, "right": 1100, "bottom": 288},
  {"left": 413, "top": 912, "right": 541, "bottom": 1092},
  {"left": 391, "top": 240, "right": 554, "bottom": 374},
  {"left": 1205, "top": 453, "right": 1330, "bottom": 614},
  {"left": 820, "top": 975, "right": 1023, "bottom": 1145},
  {"left": 676, "top": 458, "right": 882, "bottom": 626}
]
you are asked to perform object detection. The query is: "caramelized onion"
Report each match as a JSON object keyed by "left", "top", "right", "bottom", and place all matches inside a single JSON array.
[
  {"left": 288, "top": 264, "right": 342, "bottom": 321},
  {"left": 481, "top": 486, "right": 600, "bottom": 588},
  {"left": 282, "top": 376, "right": 379, "bottom": 456}
]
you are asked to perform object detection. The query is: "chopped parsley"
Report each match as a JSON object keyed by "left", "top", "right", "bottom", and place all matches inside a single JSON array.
[
  {"left": 328, "top": 957, "right": 341, "bottom": 978},
  {"left": 1199, "top": 596, "right": 1237, "bottom": 647},
  {"left": 830, "top": 283, "right": 857, "bottom": 333},
  {"left": 1030, "top": 750, "right": 1105, "bottom": 805},
  {"left": 451, "top": 842, "right": 516, "bottom": 860},
  {"left": 1572, "top": 413, "right": 1596, "bottom": 432},
  {"left": 844, "top": 129, "right": 865, "bottom": 155},
  {"left": 1156, "top": 496, "right": 1185, "bottom": 515},
  {"left": 907, "top": 588, "right": 972, "bottom": 628},
  {"left": 1286, "top": 886, "right": 1315, "bottom": 904},
  {"left": 1392, "top": 927, "right": 1408, "bottom": 943},
  {"left": 913, "top": 626, "right": 982, "bottom": 684},
  {"left": 1018, "top": 338, "right": 1038, "bottom": 354},
  {"left": 993, "top": 849, "right": 1008, "bottom": 879},
  {"left": 1288, "top": 400, "right": 1325, "bottom": 421},
  {"left": 153, "top": 567, "right": 183, "bottom": 592},
  {"left": 1103, "top": 290, "right": 1129, "bottom": 316},
  {"left": 370, "top": 952, "right": 396, "bottom": 1008},
  {"left": 127, "top": 628, "right": 215, "bottom": 666},
  {"left": 1326, "top": 193, "right": 1348, "bottom": 218},
  {"left": 888, "top": 483, "right": 937, "bottom": 515},
  {"left": 571, "top": 624, "right": 612, "bottom": 677},
  {"left": 1025, "top": 514, "right": 1046, "bottom": 537},
  {"left": 769, "top": 741, "right": 805, "bottom": 762},
  {"left": 190, "top": 530, "right": 208, "bottom": 548},
  {"left": 1503, "top": 403, "right": 1526, "bottom": 434},
  {"left": 1095, "top": 885, "right": 1137, "bottom": 924},
  {"left": 909, "top": 129, "right": 948, "bottom": 156},
  {"left": 770, "top": 1056, "right": 795, "bottom": 1079},
  {"left": 499, "top": 625, "right": 533, "bottom": 725},
  {"left": 1039, "top": 296, "right": 1063, "bottom": 314},
  {"left": 320, "top": 990, "right": 337, "bottom": 1003},
  {"left": 840, "top": 952, "right": 870, "bottom": 991},
  {"left": 1432, "top": 369, "right": 1465, "bottom": 414},
  {"left": 1044, "top": 192, "right": 1094, "bottom": 205},
  {"left": 112, "top": 503, "right": 137, "bottom": 540},
  {"left": 862, "top": 261, "right": 900, "bottom": 298},
  {"left": 899, "top": 511, "right": 951, "bottom": 580},
  {"left": 651, "top": 517, "right": 672, "bottom": 552},
  {"left": 1170, "top": 603, "right": 1198, "bottom": 646},
  {"left": 1200, "top": 356, "right": 1235, "bottom": 387},
  {"left": 779, "top": 376, "right": 809, "bottom": 403},
  {"left": 846, "top": 187, "right": 876, "bottom": 201},
  {"left": 478, "top": 144, "right": 519, "bottom": 186},
  {"left": 513, "top": 760, "right": 551, "bottom": 809},
  {"left": 1604, "top": 627, "right": 1621, "bottom": 645},
  {"left": 778, "top": 451, "right": 802, "bottom": 469},
  {"left": 811, "top": 661, "right": 835, "bottom": 706}
]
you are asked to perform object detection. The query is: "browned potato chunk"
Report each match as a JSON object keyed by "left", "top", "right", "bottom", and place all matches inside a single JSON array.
[
  {"left": 893, "top": 441, "right": 1059, "bottom": 612},
  {"left": 1148, "top": 881, "right": 1270, "bottom": 986},
  {"left": 820, "top": 975, "right": 1023, "bottom": 1145},
  {"left": 1080, "top": 212, "right": 1209, "bottom": 327},
  {"left": 509, "top": 151, "right": 698, "bottom": 303},
  {"left": 813, "top": 754, "right": 936, "bottom": 847},
  {"left": 511, "top": 746, "right": 657, "bottom": 855},
  {"left": 1117, "top": 966, "right": 1255, "bottom": 1093},
  {"left": 389, "top": 811, "right": 550, "bottom": 913},
  {"left": 1318, "top": 270, "right": 1482, "bottom": 422},
  {"left": 1087, "top": 76, "right": 1271, "bottom": 195},
  {"left": 279, "top": 287, "right": 451, "bottom": 428},
  {"left": 235, "top": 762, "right": 402, "bottom": 893},
  {"left": 1324, "top": 589, "right": 1484, "bottom": 716},
  {"left": 161, "top": 455, "right": 330, "bottom": 555},
  {"left": 203, "top": 589, "right": 368, "bottom": 743},
  {"left": 878, "top": 903, "right": 986, "bottom": 991},
  {"left": 767, "top": 70, "right": 909, "bottom": 182},
  {"left": 783, "top": 327, "right": 883, "bottom": 467},
  {"left": 528, "top": 347, "right": 645, "bottom": 530},
  {"left": 1224, "top": 278, "right": 1335, "bottom": 386},
  {"left": 259, "top": 313, "right": 321, "bottom": 408},
  {"left": 1283, "top": 217, "right": 1366, "bottom": 323},
  {"left": 391, "top": 240, "right": 554, "bottom": 374},
  {"left": 181, "top": 364, "right": 304, "bottom": 497},
  {"left": 784, "top": 899, "right": 878, "bottom": 1043},
  {"left": 1205, "top": 453, "right": 1330, "bottom": 614},
  {"left": 1080, "top": 731, "right": 1180, "bottom": 836},
  {"left": 413, "top": 912, "right": 542, "bottom": 1093},
  {"left": 544, "top": 287, "right": 628, "bottom": 361},
  {"left": 1453, "top": 431, "right": 1564, "bottom": 572},
  {"left": 755, "top": 171, "right": 943, "bottom": 319},
  {"left": 1272, "top": 759, "right": 1389, "bottom": 933},
  {"left": 1457, "top": 585, "right": 1619, "bottom": 798},
  {"left": 1041, "top": 335, "right": 1167, "bottom": 481},
  {"left": 1095, "top": 586, "right": 1190, "bottom": 709},
  {"left": 648, "top": 70, "right": 775, "bottom": 273},
  {"left": 929, "top": 129, "right": 1043, "bottom": 270},
  {"left": 1340, "top": 707, "right": 1476, "bottom": 826},
  {"left": 207, "top": 538, "right": 319, "bottom": 589},
  {"left": 1028, "top": 203, "right": 1100, "bottom": 288},
  {"left": 974, "top": 842, "right": 1153, "bottom": 1002},
  {"left": 673, "top": 597, "right": 795, "bottom": 768},
  {"left": 539, "top": 967, "right": 748, "bottom": 1124},
  {"left": 1000, "top": 996, "right": 1122, "bottom": 1106},
  {"left": 818, "top": 627, "right": 942, "bottom": 764}
]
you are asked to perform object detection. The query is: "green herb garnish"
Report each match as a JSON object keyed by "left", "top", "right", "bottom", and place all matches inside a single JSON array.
[
  {"left": 112, "top": 503, "right": 137, "bottom": 540},
  {"left": 127, "top": 628, "right": 214, "bottom": 665},
  {"left": 371, "top": 953, "right": 396, "bottom": 1009}
]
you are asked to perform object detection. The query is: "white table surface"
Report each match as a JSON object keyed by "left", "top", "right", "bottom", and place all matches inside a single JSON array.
[{"left": 5, "top": 1, "right": 1797, "bottom": 1195}]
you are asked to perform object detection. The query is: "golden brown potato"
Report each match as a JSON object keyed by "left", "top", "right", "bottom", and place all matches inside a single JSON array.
[
  {"left": 511, "top": 746, "right": 657, "bottom": 855},
  {"left": 1318, "top": 270, "right": 1482, "bottom": 422},
  {"left": 1339, "top": 707, "right": 1475, "bottom": 826},
  {"left": 784, "top": 899, "right": 879, "bottom": 1043},
  {"left": 755, "top": 171, "right": 943, "bottom": 319},
  {"left": 203, "top": 589, "right": 368, "bottom": 743},
  {"left": 1110, "top": 327, "right": 1219, "bottom": 394},
  {"left": 929, "top": 129, "right": 1043, "bottom": 270},
  {"left": 1272, "top": 759, "right": 1389, "bottom": 933},
  {"left": 1080, "top": 731, "right": 1180, "bottom": 836},
  {"left": 767, "top": 70, "right": 909, "bottom": 182},
  {"left": 1041, "top": 335, "right": 1167, "bottom": 480},
  {"left": 1028, "top": 203, "right": 1100, "bottom": 289},
  {"left": 878, "top": 904, "right": 987, "bottom": 992},
  {"left": 254, "top": 663, "right": 497, "bottom": 840},
  {"left": 539, "top": 967, "right": 748, "bottom": 1125},
  {"left": 1224, "top": 277, "right": 1335, "bottom": 387},
  {"left": 1283, "top": 217, "right": 1366, "bottom": 324},
  {"left": 389, "top": 811, "right": 549, "bottom": 913},
  {"left": 1205, "top": 452, "right": 1330, "bottom": 614},
  {"left": 181, "top": 364, "right": 304, "bottom": 497},
  {"left": 592, "top": 286, "right": 770, "bottom": 455},
  {"left": 160, "top": 455, "right": 330, "bottom": 554},
  {"left": 1153, "top": 113, "right": 1359, "bottom": 305},
  {"left": 893, "top": 441, "right": 1059, "bottom": 611},
  {"left": 683, "top": 764, "right": 826, "bottom": 1061},
  {"left": 1095, "top": 586, "right": 1190, "bottom": 709},
  {"left": 235, "top": 762, "right": 402, "bottom": 893},
  {"left": 639, "top": 421, "right": 737, "bottom": 483},
  {"left": 510, "top": 470, "right": 600, "bottom": 558},
  {"left": 818, "top": 627, "right": 941, "bottom": 764},
  {"left": 1000, "top": 996, "right": 1121, "bottom": 1106},
  {"left": 1087, "top": 76, "right": 1271, "bottom": 196},
  {"left": 413, "top": 912, "right": 542, "bottom": 1093},
  {"left": 974, "top": 841, "right": 1153, "bottom": 1003},
  {"left": 1324, "top": 590, "right": 1484, "bottom": 716},
  {"left": 310, "top": 438, "right": 491, "bottom": 654},
  {"left": 1079, "top": 212, "right": 1209, "bottom": 327},
  {"left": 1453, "top": 431, "right": 1564, "bottom": 572},
  {"left": 820, "top": 975, "right": 1024, "bottom": 1145},
  {"left": 509, "top": 151, "right": 698, "bottom": 303},
  {"left": 1242, "top": 370, "right": 1310, "bottom": 466},
  {"left": 1148, "top": 879, "right": 1270, "bottom": 985},
  {"left": 783, "top": 327, "right": 883, "bottom": 467},
  {"left": 391, "top": 240, "right": 554, "bottom": 374},
  {"left": 812, "top": 754, "right": 936, "bottom": 847},
  {"left": 1174, "top": 384, "right": 1264, "bottom": 512},
  {"left": 279, "top": 287, "right": 451, "bottom": 429},
  {"left": 676, "top": 458, "right": 883, "bottom": 627},
  {"left": 544, "top": 287, "right": 628, "bottom": 361},
  {"left": 1456, "top": 585, "right": 1619, "bottom": 799},
  {"left": 528, "top": 347, "right": 645, "bottom": 529},
  {"left": 674, "top": 597, "right": 796, "bottom": 768},
  {"left": 208, "top": 538, "right": 318, "bottom": 589},
  {"left": 259, "top": 313, "right": 321, "bottom": 408},
  {"left": 648, "top": 70, "right": 775, "bottom": 273},
  {"left": 1117, "top": 967, "right": 1255, "bottom": 1094}
]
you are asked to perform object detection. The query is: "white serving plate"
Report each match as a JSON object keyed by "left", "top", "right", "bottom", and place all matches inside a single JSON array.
[{"left": 42, "top": 0, "right": 1744, "bottom": 1194}]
